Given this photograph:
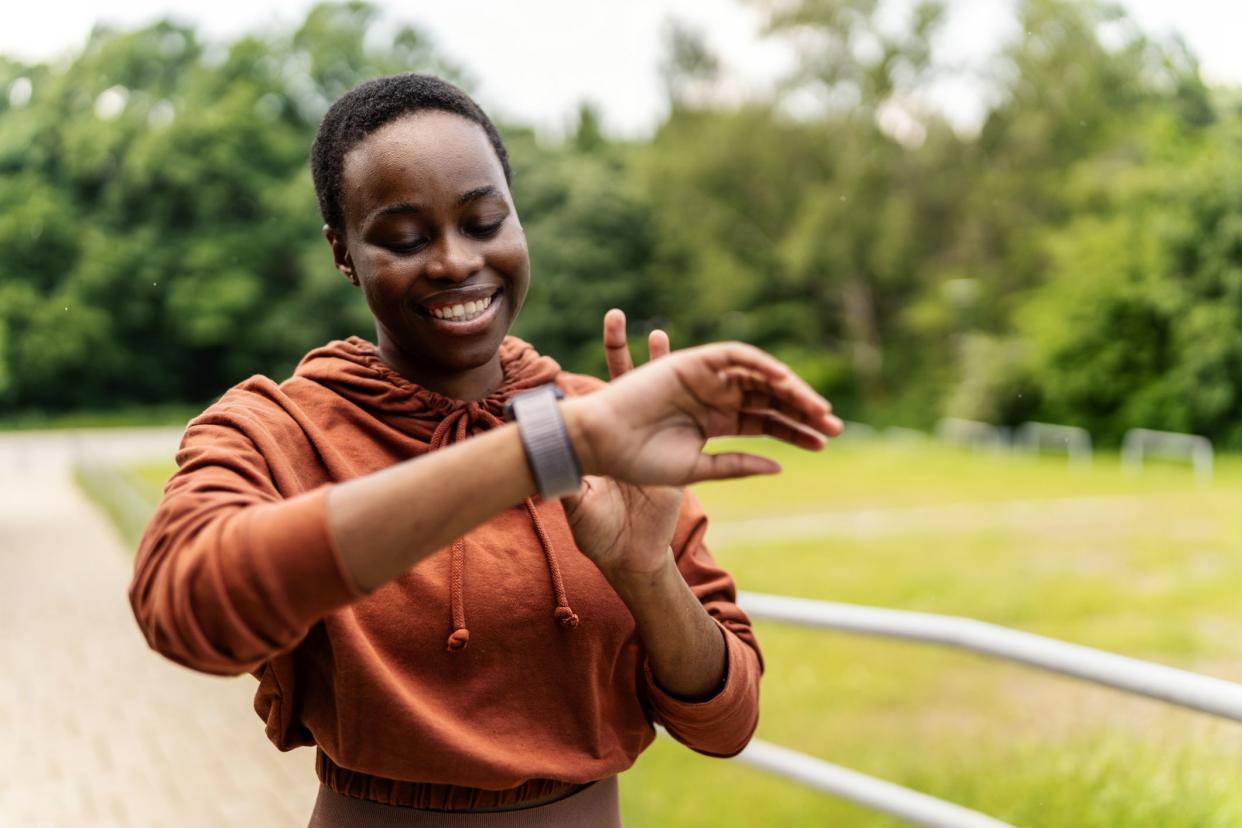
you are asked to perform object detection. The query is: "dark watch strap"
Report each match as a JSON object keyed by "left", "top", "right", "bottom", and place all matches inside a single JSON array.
[{"left": 504, "top": 384, "right": 582, "bottom": 499}]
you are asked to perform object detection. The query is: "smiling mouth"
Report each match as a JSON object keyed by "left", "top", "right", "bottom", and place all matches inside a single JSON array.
[
  {"left": 415, "top": 287, "right": 504, "bottom": 334},
  {"left": 418, "top": 287, "right": 501, "bottom": 322}
]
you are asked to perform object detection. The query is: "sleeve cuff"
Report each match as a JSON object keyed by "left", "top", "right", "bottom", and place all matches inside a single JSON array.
[{"left": 642, "top": 617, "right": 761, "bottom": 757}]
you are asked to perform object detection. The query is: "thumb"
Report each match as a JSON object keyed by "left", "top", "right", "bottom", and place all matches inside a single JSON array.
[{"left": 559, "top": 476, "right": 594, "bottom": 518}]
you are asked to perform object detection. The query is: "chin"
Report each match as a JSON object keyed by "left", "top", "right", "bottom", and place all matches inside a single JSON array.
[{"left": 429, "top": 327, "right": 510, "bottom": 371}]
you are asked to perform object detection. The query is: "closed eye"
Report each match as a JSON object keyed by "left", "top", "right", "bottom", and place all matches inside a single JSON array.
[
  {"left": 390, "top": 237, "right": 429, "bottom": 254},
  {"left": 465, "top": 219, "right": 504, "bottom": 239}
]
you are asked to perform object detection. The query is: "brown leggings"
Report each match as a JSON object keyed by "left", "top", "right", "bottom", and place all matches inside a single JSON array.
[{"left": 307, "top": 777, "right": 622, "bottom": 828}]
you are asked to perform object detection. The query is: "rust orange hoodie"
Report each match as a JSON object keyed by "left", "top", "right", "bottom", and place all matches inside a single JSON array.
[{"left": 129, "top": 334, "right": 764, "bottom": 809}]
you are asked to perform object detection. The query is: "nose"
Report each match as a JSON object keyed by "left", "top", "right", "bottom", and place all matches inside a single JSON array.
[{"left": 425, "top": 230, "right": 484, "bottom": 282}]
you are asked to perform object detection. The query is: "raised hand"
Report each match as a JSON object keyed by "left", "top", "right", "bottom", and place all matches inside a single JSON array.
[
  {"left": 563, "top": 332, "right": 842, "bottom": 490},
  {"left": 562, "top": 309, "right": 685, "bottom": 578}
]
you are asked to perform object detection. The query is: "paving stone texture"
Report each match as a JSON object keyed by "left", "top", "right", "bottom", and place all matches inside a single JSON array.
[{"left": 0, "top": 429, "right": 319, "bottom": 828}]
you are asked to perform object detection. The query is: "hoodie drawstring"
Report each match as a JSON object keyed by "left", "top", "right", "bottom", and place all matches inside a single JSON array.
[
  {"left": 430, "top": 402, "right": 578, "bottom": 652},
  {"left": 446, "top": 536, "right": 470, "bottom": 651},
  {"left": 526, "top": 500, "right": 580, "bottom": 630}
]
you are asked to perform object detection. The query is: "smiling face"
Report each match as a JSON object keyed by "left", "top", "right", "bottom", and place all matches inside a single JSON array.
[{"left": 324, "top": 110, "right": 529, "bottom": 395}]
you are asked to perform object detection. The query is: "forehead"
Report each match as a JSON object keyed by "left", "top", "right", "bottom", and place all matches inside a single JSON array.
[{"left": 341, "top": 110, "right": 507, "bottom": 226}]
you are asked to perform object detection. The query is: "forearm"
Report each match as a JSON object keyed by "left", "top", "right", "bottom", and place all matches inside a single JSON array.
[
  {"left": 607, "top": 551, "right": 727, "bottom": 699},
  {"left": 327, "top": 421, "right": 531, "bottom": 592},
  {"left": 328, "top": 404, "right": 599, "bottom": 593}
]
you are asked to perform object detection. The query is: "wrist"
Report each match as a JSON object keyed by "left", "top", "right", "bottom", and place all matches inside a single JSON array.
[
  {"left": 602, "top": 545, "right": 677, "bottom": 597},
  {"left": 561, "top": 397, "right": 603, "bottom": 476}
]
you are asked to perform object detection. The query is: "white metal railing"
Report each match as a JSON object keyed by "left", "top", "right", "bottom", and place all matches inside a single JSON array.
[
  {"left": 720, "top": 591, "right": 1242, "bottom": 827},
  {"left": 656, "top": 727, "right": 1014, "bottom": 828},
  {"left": 738, "top": 592, "right": 1242, "bottom": 721},
  {"left": 733, "top": 739, "right": 1014, "bottom": 828}
]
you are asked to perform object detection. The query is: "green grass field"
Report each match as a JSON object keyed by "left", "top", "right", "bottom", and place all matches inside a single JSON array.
[
  {"left": 0, "top": 402, "right": 205, "bottom": 432},
  {"left": 104, "top": 437, "right": 1242, "bottom": 826}
]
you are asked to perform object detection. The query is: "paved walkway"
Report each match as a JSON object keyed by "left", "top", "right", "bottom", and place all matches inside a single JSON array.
[{"left": 0, "top": 428, "right": 318, "bottom": 828}]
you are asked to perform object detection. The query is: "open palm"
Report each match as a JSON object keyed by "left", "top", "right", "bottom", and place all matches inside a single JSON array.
[{"left": 562, "top": 310, "right": 684, "bottom": 578}]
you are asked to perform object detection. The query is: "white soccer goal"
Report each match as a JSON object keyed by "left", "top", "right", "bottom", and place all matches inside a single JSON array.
[
  {"left": 1013, "top": 421, "right": 1092, "bottom": 468},
  {"left": 935, "top": 417, "right": 1008, "bottom": 452},
  {"left": 1121, "top": 428, "right": 1213, "bottom": 483}
]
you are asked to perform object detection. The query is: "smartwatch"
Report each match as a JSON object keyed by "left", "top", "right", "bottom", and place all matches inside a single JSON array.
[{"left": 503, "top": 384, "right": 583, "bottom": 499}]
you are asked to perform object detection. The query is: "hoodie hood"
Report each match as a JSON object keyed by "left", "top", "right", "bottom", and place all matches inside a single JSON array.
[
  {"left": 294, "top": 334, "right": 563, "bottom": 425},
  {"left": 293, "top": 334, "right": 578, "bottom": 651}
]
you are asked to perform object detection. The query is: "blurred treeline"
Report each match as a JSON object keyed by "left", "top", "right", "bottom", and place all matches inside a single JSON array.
[{"left": 1, "top": 0, "right": 1240, "bottom": 445}]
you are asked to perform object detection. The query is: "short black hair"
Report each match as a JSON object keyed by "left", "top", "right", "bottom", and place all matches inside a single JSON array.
[{"left": 310, "top": 73, "right": 512, "bottom": 234}]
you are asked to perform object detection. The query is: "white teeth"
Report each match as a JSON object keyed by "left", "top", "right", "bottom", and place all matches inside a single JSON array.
[{"left": 427, "top": 293, "right": 497, "bottom": 322}]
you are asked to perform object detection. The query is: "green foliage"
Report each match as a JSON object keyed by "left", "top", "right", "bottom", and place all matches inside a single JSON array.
[
  {"left": 508, "top": 128, "right": 662, "bottom": 374},
  {"left": 0, "top": 4, "right": 456, "bottom": 414},
  {"left": 1012, "top": 111, "right": 1242, "bottom": 446},
  {"left": 2, "top": 0, "right": 1240, "bottom": 451}
]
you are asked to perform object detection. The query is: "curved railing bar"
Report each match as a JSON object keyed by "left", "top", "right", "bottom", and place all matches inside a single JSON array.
[{"left": 738, "top": 591, "right": 1242, "bottom": 722}]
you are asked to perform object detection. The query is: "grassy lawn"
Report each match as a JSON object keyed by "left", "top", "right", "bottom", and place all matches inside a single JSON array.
[
  {"left": 96, "top": 437, "right": 1242, "bottom": 826},
  {"left": 621, "top": 439, "right": 1242, "bottom": 826},
  {"left": 0, "top": 402, "right": 205, "bottom": 432},
  {"left": 76, "top": 459, "right": 179, "bottom": 551}
]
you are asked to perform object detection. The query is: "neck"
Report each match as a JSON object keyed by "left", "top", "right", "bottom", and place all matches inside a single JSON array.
[{"left": 375, "top": 337, "right": 505, "bottom": 402}]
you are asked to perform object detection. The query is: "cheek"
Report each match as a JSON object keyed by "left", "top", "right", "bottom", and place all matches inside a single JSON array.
[
  {"left": 361, "top": 261, "right": 414, "bottom": 310},
  {"left": 489, "top": 230, "right": 530, "bottom": 289}
]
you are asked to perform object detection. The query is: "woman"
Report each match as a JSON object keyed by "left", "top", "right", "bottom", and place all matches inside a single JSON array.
[{"left": 129, "top": 73, "right": 841, "bottom": 826}]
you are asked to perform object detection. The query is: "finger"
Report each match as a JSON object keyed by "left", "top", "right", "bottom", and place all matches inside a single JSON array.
[
  {"left": 648, "top": 328, "right": 671, "bottom": 361},
  {"left": 717, "top": 366, "right": 837, "bottom": 432},
  {"left": 559, "top": 475, "right": 596, "bottom": 516},
  {"left": 740, "top": 390, "right": 825, "bottom": 423},
  {"left": 735, "top": 409, "right": 829, "bottom": 450},
  {"left": 738, "top": 391, "right": 845, "bottom": 437},
  {"left": 603, "top": 308, "right": 634, "bottom": 379},
  {"left": 713, "top": 358, "right": 830, "bottom": 419},
  {"left": 690, "top": 451, "right": 782, "bottom": 482},
  {"left": 695, "top": 341, "right": 804, "bottom": 386}
]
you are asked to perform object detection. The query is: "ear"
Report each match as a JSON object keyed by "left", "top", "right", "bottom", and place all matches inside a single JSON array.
[{"left": 323, "top": 224, "right": 358, "bottom": 287}]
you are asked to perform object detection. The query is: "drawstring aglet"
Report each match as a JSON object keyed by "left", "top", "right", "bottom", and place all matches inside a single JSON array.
[{"left": 447, "top": 628, "right": 470, "bottom": 651}]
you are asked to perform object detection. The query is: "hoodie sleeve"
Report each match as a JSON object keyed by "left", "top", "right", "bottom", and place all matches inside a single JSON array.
[
  {"left": 639, "top": 488, "right": 765, "bottom": 758},
  {"left": 128, "top": 406, "right": 366, "bottom": 677}
]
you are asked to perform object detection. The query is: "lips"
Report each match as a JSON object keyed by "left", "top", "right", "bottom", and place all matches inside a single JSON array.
[
  {"left": 417, "top": 287, "right": 504, "bottom": 336},
  {"left": 417, "top": 285, "right": 501, "bottom": 315},
  {"left": 423, "top": 291, "right": 495, "bottom": 322}
]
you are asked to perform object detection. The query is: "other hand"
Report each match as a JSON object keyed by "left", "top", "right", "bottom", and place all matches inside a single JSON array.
[{"left": 562, "top": 309, "right": 685, "bottom": 578}]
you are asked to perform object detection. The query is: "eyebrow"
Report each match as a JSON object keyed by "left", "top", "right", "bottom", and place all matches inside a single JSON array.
[
  {"left": 364, "top": 186, "right": 502, "bottom": 226},
  {"left": 458, "top": 185, "right": 499, "bottom": 205}
]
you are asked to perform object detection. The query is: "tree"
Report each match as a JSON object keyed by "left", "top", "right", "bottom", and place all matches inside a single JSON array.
[
  {"left": 0, "top": 4, "right": 462, "bottom": 412},
  {"left": 1018, "top": 110, "right": 1242, "bottom": 446}
]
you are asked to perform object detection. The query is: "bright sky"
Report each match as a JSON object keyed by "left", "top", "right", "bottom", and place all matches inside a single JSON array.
[{"left": 3, "top": 0, "right": 1240, "bottom": 137}]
